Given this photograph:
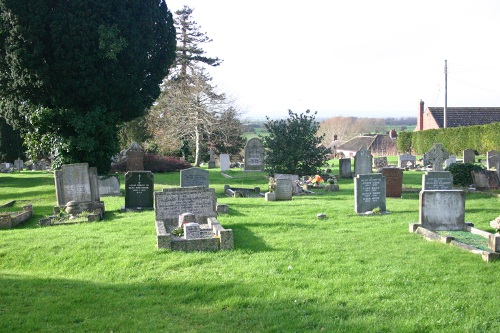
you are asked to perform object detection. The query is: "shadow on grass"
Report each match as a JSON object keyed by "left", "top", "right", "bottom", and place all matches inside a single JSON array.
[{"left": 231, "top": 225, "right": 274, "bottom": 252}]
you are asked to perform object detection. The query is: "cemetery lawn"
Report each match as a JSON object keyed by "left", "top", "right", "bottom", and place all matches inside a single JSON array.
[{"left": 1, "top": 168, "right": 500, "bottom": 332}]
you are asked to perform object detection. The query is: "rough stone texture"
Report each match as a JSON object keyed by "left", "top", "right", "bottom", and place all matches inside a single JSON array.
[
  {"left": 274, "top": 174, "right": 300, "bottom": 194},
  {"left": 265, "top": 192, "right": 276, "bottom": 201},
  {"left": 180, "top": 167, "right": 209, "bottom": 188},
  {"left": 178, "top": 212, "right": 196, "bottom": 227},
  {"left": 98, "top": 175, "right": 121, "bottom": 196},
  {"left": 184, "top": 222, "right": 201, "bottom": 239},
  {"left": 0, "top": 205, "right": 33, "bottom": 229},
  {"left": 487, "top": 150, "right": 499, "bottom": 169},
  {"left": 54, "top": 163, "right": 100, "bottom": 206},
  {"left": 216, "top": 204, "right": 229, "bottom": 214},
  {"left": 472, "top": 170, "right": 500, "bottom": 190},
  {"left": 422, "top": 171, "right": 453, "bottom": 190},
  {"left": 353, "top": 147, "right": 372, "bottom": 176},
  {"left": 244, "top": 138, "right": 265, "bottom": 171},
  {"left": 373, "top": 156, "right": 388, "bottom": 168},
  {"left": 380, "top": 167, "right": 403, "bottom": 198},
  {"left": 220, "top": 229, "right": 234, "bottom": 250},
  {"left": 354, "top": 173, "right": 386, "bottom": 213},
  {"left": 124, "top": 171, "right": 154, "bottom": 209},
  {"left": 339, "top": 158, "right": 352, "bottom": 178},
  {"left": 398, "top": 153, "right": 416, "bottom": 169},
  {"left": 274, "top": 178, "right": 293, "bottom": 201},
  {"left": 444, "top": 155, "right": 457, "bottom": 168},
  {"left": 220, "top": 154, "right": 230, "bottom": 171},
  {"left": 426, "top": 143, "right": 450, "bottom": 171},
  {"left": 463, "top": 148, "right": 475, "bottom": 164},
  {"left": 419, "top": 190, "right": 465, "bottom": 231}
]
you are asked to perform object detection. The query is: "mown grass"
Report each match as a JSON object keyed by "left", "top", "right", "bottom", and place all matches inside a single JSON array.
[{"left": 1, "top": 164, "right": 500, "bottom": 332}]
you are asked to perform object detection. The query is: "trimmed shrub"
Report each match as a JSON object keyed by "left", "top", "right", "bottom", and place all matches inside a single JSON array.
[
  {"left": 445, "top": 163, "right": 485, "bottom": 187},
  {"left": 111, "top": 153, "right": 191, "bottom": 173}
]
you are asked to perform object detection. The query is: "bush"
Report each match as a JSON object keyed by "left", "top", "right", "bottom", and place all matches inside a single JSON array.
[
  {"left": 445, "top": 163, "right": 485, "bottom": 187},
  {"left": 111, "top": 153, "right": 191, "bottom": 173}
]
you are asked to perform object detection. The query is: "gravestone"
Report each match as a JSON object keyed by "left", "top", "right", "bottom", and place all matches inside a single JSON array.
[
  {"left": 126, "top": 142, "right": 144, "bottom": 171},
  {"left": 14, "top": 159, "right": 23, "bottom": 171},
  {"left": 274, "top": 178, "right": 293, "bottom": 201},
  {"left": 422, "top": 171, "right": 453, "bottom": 190},
  {"left": 419, "top": 190, "right": 465, "bottom": 231},
  {"left": 39, "top": 160, "right": 47, "bottom": 170},
  {"left": 220, "top": 154, "right": 230, "bottom": 171},
  {"left": 472, "top": 170, "right": 500, "bottom": 190},
  {"left": 426, "top": 143, "right": 449, "bottom": 171},
  {"left": 125, "top": 171, "right": 154, "bottom": 209},
  {"left": 380, "top": 167, "right": 403, "bottom": 198},
  {"left": 54, "top": 163, "right": 100, "bottom": 206},
  {"left": 487, "top": 150, "right": 500, "bottom": 170},
  {"left": 98, "top": 175, "right": 121, "bottom": 196},
  {"left": 354, "top": 173, "right": 386, "bottom": 214},
  {"left": 339, "top": 158, "right": 352, "bottom": 178},
  {"left": 180, "top": 167, "right": 209, "bottom": 188},
  {"left": 398, "top": 153, "right": 416, "bottom": 169},
  {"left": 208, "top": 149, "right": 216, "bottom": 169},
  {"left": 444, "top": 155, "right": 456, "bottom": 169},
  {"left": 463, "top": 149, "right": 475, "bottom": 164},
  {"left": 244, "top": 138, "right": 265, "bottom": 171},
  {"left": 184, "top": 222, "right": 201, "bottom": 240},
  {"left": 353, "top": 147, "right": 373, "bottom": 176},
  {"left": 274, "top": 173, "right": 299, "bottom": 194},
  {"left": 154, "top": 187, "right": 216, "bottom": 225},
  {"left": 373, "top": 156, "right": 388, "bottom": 169}
]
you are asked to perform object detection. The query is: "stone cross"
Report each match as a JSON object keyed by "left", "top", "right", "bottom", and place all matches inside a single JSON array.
[{"left": 426, "top": 143, "right": 449, "bottom": 171}]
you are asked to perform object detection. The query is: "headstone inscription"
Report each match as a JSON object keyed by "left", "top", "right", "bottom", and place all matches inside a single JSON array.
[
  {"left": 380, "top": 167, "right": 403, "bottom": 198},
  {"left": 274, "top": 178, "right": 293, "bottom": 201},
  {"left": 373, "top": 156, "right": 388, "bottom": 169},
  {"left": 353, "top": 147, "right": 373, "bottom": 176},
  {"left": 398, "top": 153, "right": 416, "bottom": 169},
  {"left": 463, "top": 149, "right": 475, "bottom": 164},
  {"left": 419, "top": 190, "right": 465, "bottom": 231},
  {"left": 426, "top": 143, "right": 449, "bottom": 171},
  {"left": 244, "top": 138, "right": 265, "bottom": 171},
  {"left": 274, "top": 173, "right": 299, "bottom": 194},
  {"left": 422, "top": 171, "right": 453, "bottom": 190},
  {"left": 126, "top": 142, "right": 144, "bottom": 171},
  {"left": 154, "top": 187, "right": 216, "bottom": 225},
  {"left": 354, "top": 173, "right": 386, "bottom": 214},
  {"left": 54, "top": 163, "right": 99, "bottom": 206},
  {"left": 98, "top": 175, "right": 121, "bottom": 196},
  {"left": 180, "top": 167, "right": 209, "bottom": 188},
  {"left": 339, "top": 158, "right": 352, "bottom": 178},
  {"left": 487, "top": 150, "right": 500, "bottom": 170},
  {"left": 220, "top": 154, "right": 230, "bottom": 171},
  {"left": 125, "top": 171, "right": 154, "bottom": 209}
]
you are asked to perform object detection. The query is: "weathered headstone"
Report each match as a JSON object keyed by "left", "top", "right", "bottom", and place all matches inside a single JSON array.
[
  {"left": 422, "top": 171, "right": 453, "bottom": 190},
  {"left": 419, "top": 190, "right": 465, "bottom": 231},
  {"left": 208, "top": 149, "right": 216, "bottom": 169},
  {"left": 426, "top": 143, "right": 449, "bottom": 171},
  {"left": 180, "top": 167, "right": 209, "bottom": 188},
  {"left": 274, "top": 173, "right": 299, "bottom": 194},
  {"left": 125, "top": 171, "right": 154, "bottom": 209},
  {"left": 98, "top": 175, "right": 121, "bottom": 196},
  {"left": 154, "top": 187, "right": 216, "bottom": 225},
  {"left": 463, "top": 149, "right": 475, "bottom": 164},
  {"left": 184, "top": 222, "right": 201, "bottom": 239},
  {"left": 14, "top": 159, "right": 23, "bottom": 171},
  {"left": 339, "top": 158, "right": 352, "bottom": 178},
  {"left": 380, "top": 167, "right": 403, "bottom": 198},
  {"left": 354, "top": 173, "right": 386, "bottom": 214},
  {"left": 274, "top": 178, "right": 293, "bottom": 201},
  {"left": 54, "top": 163, "right": 100, "bottom": 206},
  {"left": 220, "top": 154, "right": 230, "bottom": 171},
  {"left": 373, "top": 156, "right": 388, "bottom": 169},
  {"left": 472, "top": 170, "right": 500, "bottom": 190},
  {"left": 353, "top": 147, "right": 373, "bottom": 176},
  {"left": 244, "top": 138, "right": 265, "bottom": 172},
  {"left": 487, "top": 150, "right": 500, "bottom": 170},
  {"left": 126, "top": 142, "right": 144, "bottom": 171},
  {"left": 444, "top": 155, "right": 456, "bottom": 169},
  {"left": 398, "top": 153, "right": 416, "bottom": 169}
]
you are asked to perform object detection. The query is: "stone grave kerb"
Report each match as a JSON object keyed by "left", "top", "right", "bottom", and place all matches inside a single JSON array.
[{"left": 426, "top": 143, "right": 449, "bottom": 171}]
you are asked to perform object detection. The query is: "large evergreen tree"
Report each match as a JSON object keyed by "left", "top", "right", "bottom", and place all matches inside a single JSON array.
[
  {"left": 262, "top": 110, "right": 331, "bottom": 176},
  {"left": 0, "top": 0, "right": 176, "bottom": 172}
]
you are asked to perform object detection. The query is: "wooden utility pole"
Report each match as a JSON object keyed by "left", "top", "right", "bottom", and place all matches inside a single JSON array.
[{"left": 444, "top": 59, "right": 447, "bottom": 128}]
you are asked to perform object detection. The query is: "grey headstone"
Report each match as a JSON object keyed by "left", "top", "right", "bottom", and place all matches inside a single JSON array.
[
  {"left": 472, "top": 170, "right": 500, "bottom": 190},
  {"left": 422, "top": 171, "right": 453, "bottom": 190},
  {"left": 274, "top": 178, "right": 293, "bottom": 201},
  {"left": 14, "top": 159, "right": 23, "bottom": 170},
  {"left": 125, "top": 171, "right": 154, "bottom": 209},
  {"left": 426, "top": 143, "right": 449, "bottom": 171},
  {"left": 419, "top": 190, "right": 465, "bottom": 231},
  {"left": 180, "top": 167, "right": 209, "bottom": 188},
  {"left": 98, "top": 175, "right": 121, "bottom": 196},
  {"left": 354, "top": 173, "right": 386, "bottom": 213},
  {"left": 339, "top": 158, "right": 352, "bottom": 178},
  {"left": 274, "top": 174, "right": 299, "bottom": 194},
  {"left": 487, "top": 150, "right": 500, "bottom": 170},
  {"left": 353, "top": 147, "right": 373, "bottom": 176},
  {"left": 220, "top": 154, "right": 230, "bottom": 171},
  {"left": 154, "top": 187, "right": 217, "bottom": 225},
  {"left": 463, "top": 149, "right": 475, "bottom": 164},
  {"left": 178, "top": 212, "right": 196, "bottom": 228},
  {"left": 444, "top": 155, "right": 456, "bottom": 169},
  {"left": 184, "top": 222, "right": 201, "bottom": 239},
  {"left": 398, "top": 153, "right": 416, "bottom": 169},
  {"left": 244, "top": 138, "right": 265, "bottom": 171},
  {"left": 54, "top": 163, "right": 99, "bottom": 206},
  {"left": 373, "top": 156, "right": 388, "bottom": 168}
]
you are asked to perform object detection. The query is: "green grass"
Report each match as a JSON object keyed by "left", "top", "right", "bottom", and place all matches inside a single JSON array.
[{"left": 1, "top": 166, "right": 500, "bottom": 332}]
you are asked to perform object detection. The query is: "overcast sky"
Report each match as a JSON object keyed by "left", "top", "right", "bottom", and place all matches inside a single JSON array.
[{"left": 166, "top": 0, "right": 500, "bottom": 120}]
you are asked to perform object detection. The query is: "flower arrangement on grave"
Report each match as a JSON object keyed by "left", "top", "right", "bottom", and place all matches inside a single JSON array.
[{"left": 309, "top": 175, "right": 324, "bottom": 185}]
